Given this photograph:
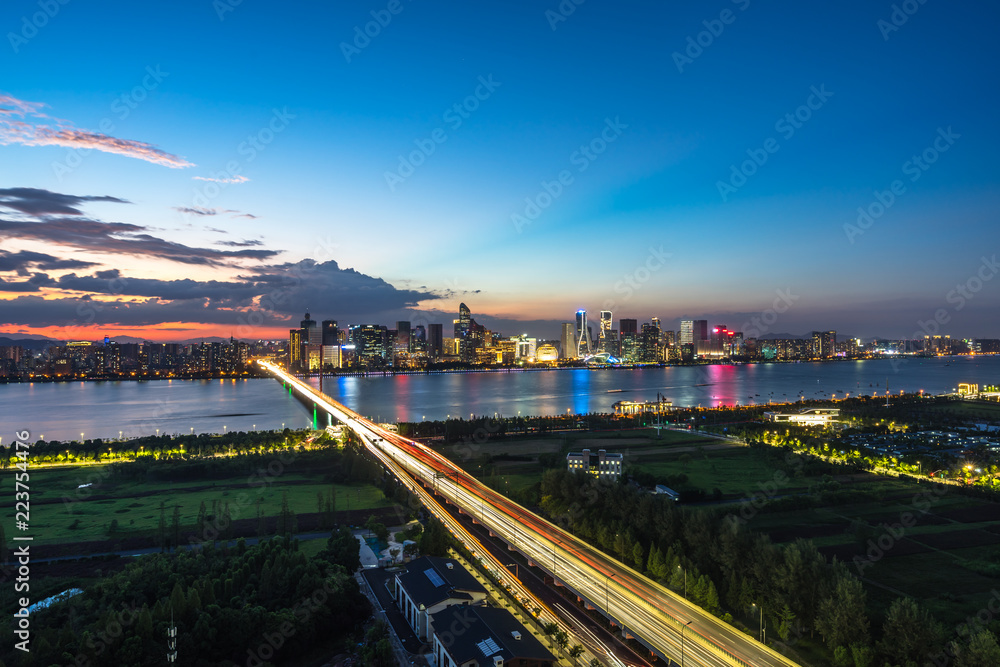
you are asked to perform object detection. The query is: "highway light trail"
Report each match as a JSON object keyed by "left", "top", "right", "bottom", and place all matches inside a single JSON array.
[{"left": 261, "top": 361, "right": 800, "bottom": 667}]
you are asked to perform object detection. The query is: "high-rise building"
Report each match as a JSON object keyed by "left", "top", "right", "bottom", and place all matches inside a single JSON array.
[
  {"left": 289, "top": 329, "right": 303, "bottom": 368},
  {"left": 640, "top": 322, "right": 660, "bottom": 363},
  {"left": 353, "top": 325, "right": 389, "bottom": 367},
  {"left": 681, "top": 319, "right": 708, "bottom": 346},
  {"left": 560, "top": 323, "right": 576, "bottom": 359},
  {"left": 395, "top": 321, "right": 411, "bottom": 355},
  {"left": 321, "top": 320, "right": 339, "bottom": 346},
  {"left": 411, "top": 325, "right": 427, "bottom": 356},
  {"left": 812, "top": 331, "right": 837, "bottom": 358},
  {"left": 454, "top": 303, "right": 485, "bottom": 363},
  {"left": 575, "top": 310, "right": 591, "bottom": 357},
  {"left": 428, "top": 323, "right": 443, "bottom": 360},
  {"left": 680, "top": 320, "right": 694, "bottom": 345},
  {"left": 619, "top": 318, "right": 639, "bottom": 363},
  {"left": 598, "top": 311, "right": 613, "bottom": 353}
]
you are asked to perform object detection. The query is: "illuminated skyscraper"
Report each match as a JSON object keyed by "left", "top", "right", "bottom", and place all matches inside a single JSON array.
[
  {"left": 599, "top": 310, "right": 614, "bottom": 353},
  {"left": 560, "top": 323, "right": 576, "bottom": 359},
  {"left": 454, "top": 303, "right": 484, "bottom": 362},
  {"left": 575, "top": 310, "right": 591, "bottom": 357}
]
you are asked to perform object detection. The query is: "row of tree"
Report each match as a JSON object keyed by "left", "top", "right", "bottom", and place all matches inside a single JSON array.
[
  {"left": 538, "top": 468, "right": 1000, "bottom": 667},
  {"left": 0, "top": 534, "right": 367, "bottom": 666}
]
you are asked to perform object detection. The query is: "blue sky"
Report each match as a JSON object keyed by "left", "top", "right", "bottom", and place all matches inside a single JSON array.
[{"left": 1, "top": 0, "right": 998, "bottom": 341}]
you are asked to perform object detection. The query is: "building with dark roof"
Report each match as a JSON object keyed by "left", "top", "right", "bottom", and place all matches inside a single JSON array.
[
  {"left": 394, "top": 556, "right": 488, "bottom": 641},
  {"left": 431, "top": 605, "right": 556, "bottom": 667}
]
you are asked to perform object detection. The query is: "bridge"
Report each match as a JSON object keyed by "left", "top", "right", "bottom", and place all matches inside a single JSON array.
[{"left": 260, "top": 360, "right": 800, "bottom": 667}]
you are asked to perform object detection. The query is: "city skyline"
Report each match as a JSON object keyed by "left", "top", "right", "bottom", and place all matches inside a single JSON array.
[{"left": 2, "top": 1, "right": 999, "bottom": 343}]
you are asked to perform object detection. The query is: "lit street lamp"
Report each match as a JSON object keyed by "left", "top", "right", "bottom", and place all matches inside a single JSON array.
[
  {"left": 752, "top": 603, "right": 764, "bottom": 642},
  {"left": 678, "top": 565, "right": 686, "bottom": 598},
  {"left": 605, "top": 572, "right": 617, "bottom": 617},
  {"left": 681, "top": 620, "right": 692, "bottom": 667}
]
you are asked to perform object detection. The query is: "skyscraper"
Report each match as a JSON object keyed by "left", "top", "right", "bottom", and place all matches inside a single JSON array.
[
  {"left": 812, "top": 331, "right": 837, "bottom": 358},
  {"left": 619, "top": 318, "right": 638, "bottom": 363},
  {"left": 321, "top": 320, "right": 339, "bottom": 346},
  {"left": 395, "top": 321, "right": 411, "bottom": 355},
  {"left": 428, "top": 323, "right": 443, "bottom": 360},
  {"left": 454, "top": 303, "right": 484, "bottom": 362},
  {"left": 575, "top": 310, "right": 591, "bottom": 357},
  {"left": 560, "top": 322, "right": 576, "bottom": 359},
  {"left": 599, "top": 310, "right": 613, "bottom": 353}
]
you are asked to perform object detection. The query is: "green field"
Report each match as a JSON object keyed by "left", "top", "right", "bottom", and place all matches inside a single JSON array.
[
  {"left": 924, "top": 399, "right": 1000, "bottom": 420},
  {"left": 449, "top": 428, "right": 1000, "bottom": 632},
  {"left": 7, "top": 464, "right": 393, "bottom": 546}
]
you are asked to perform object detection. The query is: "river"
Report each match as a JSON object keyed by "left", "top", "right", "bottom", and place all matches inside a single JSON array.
[{"left": 2, "top": 356, "right": 996, "bottom": 443}]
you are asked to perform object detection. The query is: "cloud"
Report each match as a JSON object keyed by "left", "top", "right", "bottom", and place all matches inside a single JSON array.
[
  {"left": 173, "top": 206, "right": 259, "bottom": 220},
  {"left": 0, "top": 249, "right": 99, "bottom": 272},
  {"left": 0, "top": 272, "right": 55, "bottom": 292},
  {"left": 173, "top": 206, "right": 217, "bottom": 216},
  {"left": 192, "top": 175, "right": 249, "bottom": 184},
  {"left": 0, "top": 93, "right": 193, "bottom": 168},
  {"left": 216, "top": 239, "right": 263, "bottom": 248},
  {"left": 0, "top": 260, "right": 443, "bottom": 330},
  {"left": 0, "top": 187, "right": 129, "bottom": 216},
  {"left": 0, "top": 188, "right": 279, "bottom": 267}
]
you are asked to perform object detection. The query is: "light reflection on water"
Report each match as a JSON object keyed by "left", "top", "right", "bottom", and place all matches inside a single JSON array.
[{"left": 2, "top": 356, "right": 996, "bottom": 442}]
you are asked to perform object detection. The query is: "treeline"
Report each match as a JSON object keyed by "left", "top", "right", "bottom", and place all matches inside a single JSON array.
[
  {"left": 539, "top": 469, "right": 1000, "bottom": 667},
  {"left": 0, "top": 532, "right": 367, "bottom": 666},
  {"left": 3, "top": 428, "right": 322, "bottom": 467}
]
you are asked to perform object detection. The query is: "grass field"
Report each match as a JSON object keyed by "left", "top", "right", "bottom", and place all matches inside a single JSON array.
[
  {"left": 7, "top": 464, "right": 393, "bottom": 546},
  {"left": 450, "top": 428, "right": 1000, "bottom": 630},
  {"left": 924, "top": 400, "right": 1000, "bottom": 420}
]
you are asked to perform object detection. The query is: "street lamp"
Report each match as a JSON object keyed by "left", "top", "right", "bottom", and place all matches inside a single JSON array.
[
  {"left": 605, "top": 572, "right": 617, "bottom": 617},
  {"left": 506, "top": 562, "right": 519, "bottom": 579},
  {"left": 752, "top": 603, "right": 763, "bottom": 642},
  {"left": 678, "top": 565, "right": 686, "bottom": 598},
  {"left": 681, "top": 620, "right": 692, "bottom": 667}
]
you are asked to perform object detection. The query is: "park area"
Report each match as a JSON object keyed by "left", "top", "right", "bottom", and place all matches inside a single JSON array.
[{"left": 6, "top": 462, "right": 396, "bottom": 552}]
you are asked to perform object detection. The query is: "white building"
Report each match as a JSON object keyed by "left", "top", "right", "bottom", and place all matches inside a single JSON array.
[
  {"left": 566, "top": 448, "right": 623, "bottom": 481},
  {"left": 764, "top": 407, "right": 840, "bottom": 426}
]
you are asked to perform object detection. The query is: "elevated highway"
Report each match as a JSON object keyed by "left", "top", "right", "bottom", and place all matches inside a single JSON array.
[{"left": 260, "top": 361, "right": 800, "bottom": 667}]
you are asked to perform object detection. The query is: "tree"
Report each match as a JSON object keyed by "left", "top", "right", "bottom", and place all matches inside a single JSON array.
[
  {"left": 631, "top": 542, "right": 646, "bottom": 571},
  {"left": 158, "top": 500, "right": 167, "bottom": 551},
  {"left": 171, "top": 505, "right": 181, "bottom": 549},
  {"left": 0, "top": 523, "right": 8, "bottom": 563},
  {"left": 542, "top": 622, "right": 559, "bottom": 648},
  {"left": 816, "top": 575, "right": 869, "bottom": 651},
  {"left": 555, "top": 630, "right": 569, "bottom": 652},
  {"left": 956, "top": 630, "right": 1000, "bottom": 667},
  {"left": 877, "top": 597, "right": 944, "bottom": 665},
  {"left": 568, "top": 644, "right": 585, "bottom": 666}
]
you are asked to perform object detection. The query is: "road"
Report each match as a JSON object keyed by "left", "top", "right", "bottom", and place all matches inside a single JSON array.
[{"left": 261, "top": 361, "right": 800, "bottom": 667}]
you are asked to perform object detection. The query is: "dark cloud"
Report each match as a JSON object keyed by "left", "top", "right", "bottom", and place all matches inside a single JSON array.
[
  {"left": 54, "top": 272, "right": 257, "bottom": 305},
  {"left": 0, "top": 259, "right": 443, "bottom": 330},
  {"left": 0, "top": 272, "right": 54, "bottom": 292},
  {"left": 0, "top": 216, "right": 279, "bottom": 266},
  {"left": 0, "top": 188, "right": 279, "bottom": 267},
  {"left": 0, "top": 187, "right": 129, "bottom": 216},
  {"left": 0, "top": 249, "right": 98, "bottom": 272}
]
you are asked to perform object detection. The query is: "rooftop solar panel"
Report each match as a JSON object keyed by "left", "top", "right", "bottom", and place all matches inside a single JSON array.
[{"left": 424, "top": 568, "right": 446, "bottom": 587}]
